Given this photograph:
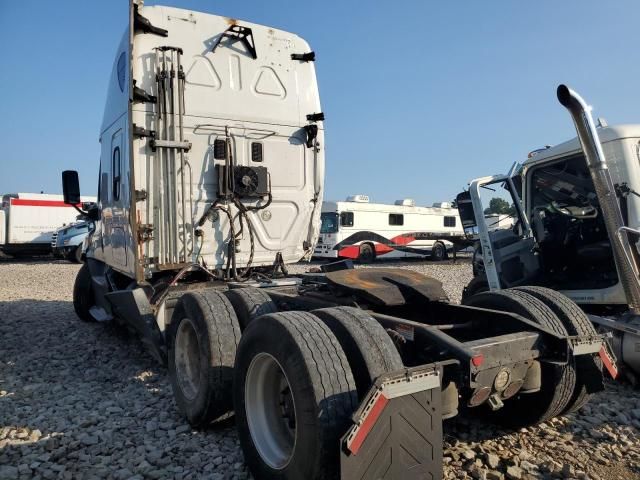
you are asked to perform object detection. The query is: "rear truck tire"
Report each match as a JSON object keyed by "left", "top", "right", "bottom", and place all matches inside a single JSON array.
[
  {"left": 463, "top": 289, "right": 576, "bottom": 427},
  {"left": 358, "top": 243, "right": 376, "bottom": 263},
  {"left": 72, "top": 245, "right": 83, "bottom": 264},
  {"left": 225, "top": 287, "right": 278, "bottom": 330},
  {"left": 461, "top": 274, "right": 489, "bottom": 302},
  {"left": 234, "top": 311, "right": 357, "bottom": 480},
  {"left": 312, "top": 306, "right": 403, "bottom": 399},
  {"left": 431, "top": 241, "right": 447, "bottom": 262},
  {"left": 512, "top": 286, "right": 603, "bottom": 414},
  {"left": 73, "top": 263, "right": 94, "bottom": 321},
  {"left": 167, "top": 289, "right": 241, "bottom": 427}
]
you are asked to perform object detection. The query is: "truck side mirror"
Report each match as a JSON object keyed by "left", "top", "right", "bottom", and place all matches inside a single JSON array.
[
  {"left": 62, "top": 170, "right": 81, "bottom": 205},
  {"left": 456, "top": 191, "right": 477, "bottom": 228}
]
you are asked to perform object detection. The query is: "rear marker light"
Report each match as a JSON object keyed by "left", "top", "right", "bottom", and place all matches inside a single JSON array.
[
  {"left": 347, "top": 393, "right": 389, "bottom": 455},
  {"left": 471, "top": 354, "right": 484, "bottom": 367},
  {"left": 599, "top": 345, "right": 618, "bottom": 380}
]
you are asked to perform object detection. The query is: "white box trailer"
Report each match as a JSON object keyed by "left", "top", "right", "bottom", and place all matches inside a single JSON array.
[
  {"left": 0, "top": 193, "right": 95, "bottom": 256},
  {"left": 314, "top": 195, "right": 467, "bottom": 262}
]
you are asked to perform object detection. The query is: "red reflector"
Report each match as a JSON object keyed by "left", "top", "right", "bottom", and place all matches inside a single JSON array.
[
  {"left": 599, "top": 345, "right": 618, "bottom": 380},
  {"left": 348, "top": 394, "right": 389, "bottom": 455},
  {"left": 471, "top": 354, "right": 484, "bottom": 367}
]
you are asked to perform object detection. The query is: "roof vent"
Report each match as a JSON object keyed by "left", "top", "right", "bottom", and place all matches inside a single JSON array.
[
  {"left": 432, "top": 202, "right": 452, "bottom": 208},
  {"left": 346, "top": 194, "right": 369, "bottom": 203},
  {"left": 394, "top": 199, "right": 415, "bottom": 207}
]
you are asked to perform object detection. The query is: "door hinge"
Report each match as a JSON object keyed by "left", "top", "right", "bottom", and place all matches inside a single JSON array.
[
  {"left": 133, "top": 81, "right": 157, "bottom": 103},
  {"left": 291, "top": 51, "right": 315, "bottom": 62},
  {"left": 135, "top": 189, "right": 148, "bottom": 202},
  {"left": 306, "top": 112, "right": 325, "bottom": 122},
  {"left": 133, "top": 125, "right": 155, "bottom": 139}
]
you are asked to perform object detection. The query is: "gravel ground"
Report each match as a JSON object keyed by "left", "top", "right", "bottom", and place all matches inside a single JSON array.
[{"left": 1, "top": 256, "right": 639, "bottom": 480}]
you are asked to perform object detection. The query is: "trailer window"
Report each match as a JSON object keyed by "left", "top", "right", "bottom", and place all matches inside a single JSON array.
[
  {"left": 340, "top": 212, "right": 354, "bottom": 227},
  {"left": 112, "top": 146, "right": 121, "bottom": 201},
  {"left": 320, "top": 212, "right": 339, "bottom": 233},
  {"left": 389, "top": 213, "right": 404, "bottom": 226},
  {"left": 444, "top": 216, "right": 456, "bottom": 227}
]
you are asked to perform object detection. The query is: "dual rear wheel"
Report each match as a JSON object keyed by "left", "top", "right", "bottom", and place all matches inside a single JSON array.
[
  {"left": 463, "top": 286, "right": 602, "bottom": 424},
  {"left": 167, "top": 288, "right": 401, "bottom": 479}
]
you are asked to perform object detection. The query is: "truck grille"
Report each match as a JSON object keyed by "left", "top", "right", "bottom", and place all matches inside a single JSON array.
[{"left": 51, "top": 232, "right": 58, "bottom": 248}]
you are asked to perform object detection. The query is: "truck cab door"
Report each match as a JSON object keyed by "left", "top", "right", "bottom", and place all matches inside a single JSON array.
[
  {"left": 109, "top": 130, "right": 128, "bottom": 268},
  {"left": 460, "top": 167, "right": 539, "bottom": 291}
]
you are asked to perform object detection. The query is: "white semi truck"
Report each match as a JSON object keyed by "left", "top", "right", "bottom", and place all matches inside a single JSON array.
[
  {"left": 0, "top": 193, "right": 95, "bottom": 256},
  {"left": 459, "top": 85, "right": 638, "bottom": 378},
  {"left": 61, "top": 3, "right": 609, "bottom": 479}
]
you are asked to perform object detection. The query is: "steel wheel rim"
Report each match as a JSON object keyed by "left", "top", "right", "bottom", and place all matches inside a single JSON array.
[
  {"left": 245, "top": 352, "right": 297, "bottom": 469},
  {"left": 175, "top": 317, "right": 201, "bottom": 401}
]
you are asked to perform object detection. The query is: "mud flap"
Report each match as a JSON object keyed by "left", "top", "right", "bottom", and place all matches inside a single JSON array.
[
  {"left": 105, "top": 288, "right": 167, "bottom": 364},
  {"left": 567, "top": 334, "right": 618, "bottom": 380},
  {"left": 340, "top": 365, "right": 443, "bottom": 480}
]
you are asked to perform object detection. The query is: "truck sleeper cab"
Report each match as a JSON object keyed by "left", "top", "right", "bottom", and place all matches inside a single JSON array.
[{"left": 63, "top": 6, "right": 607, "bottom": 479}]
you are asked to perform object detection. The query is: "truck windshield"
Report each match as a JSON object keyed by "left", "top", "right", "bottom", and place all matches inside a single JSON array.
[{"left": 320, "top": 212, "right": 339, "bottom": 233}]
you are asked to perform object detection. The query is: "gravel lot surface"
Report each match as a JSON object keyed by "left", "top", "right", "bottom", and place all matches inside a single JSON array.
[{"left": 1, "top": 256, "right": 639, "bottom": 480}]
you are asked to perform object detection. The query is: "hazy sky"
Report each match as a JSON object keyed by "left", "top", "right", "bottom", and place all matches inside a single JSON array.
[{"left": 1, "top": 1, "right": 639, "bottom": 206}]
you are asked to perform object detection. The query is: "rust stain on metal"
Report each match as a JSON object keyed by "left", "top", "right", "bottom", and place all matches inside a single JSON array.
[{"left": 325, "top": 268, "right": 449, "bottom": 306}]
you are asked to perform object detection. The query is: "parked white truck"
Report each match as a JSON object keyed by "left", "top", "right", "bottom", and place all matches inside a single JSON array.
[
  {"left": 0, "top": 193, "right": 95, "bottom": 256},
  {"left": 61, "top": 3, "right": 608, "bottom": 479},
  {"left": 459, "top": 85, "right": 638, "bottom": 378},
  {"left": 314, "top": 196, "right": 467, "bottom": 262}
]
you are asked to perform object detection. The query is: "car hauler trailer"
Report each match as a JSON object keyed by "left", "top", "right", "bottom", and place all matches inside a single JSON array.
[
  {"left": 62, "top": 3, "right": 609, "bottom": 479},
  {"left": 458, "top": 85, "right": 638, "bottom": 378},
  {"left": 0, "top": 193, "right": 95, "bottom": 256},
  {"left": 314, "top": 196, "right": 470, "bottom": 262}
]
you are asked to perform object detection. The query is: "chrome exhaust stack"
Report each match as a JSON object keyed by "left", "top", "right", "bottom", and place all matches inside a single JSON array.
[{"left": 557, "top": 84, "right": 640, "bottom": 314}]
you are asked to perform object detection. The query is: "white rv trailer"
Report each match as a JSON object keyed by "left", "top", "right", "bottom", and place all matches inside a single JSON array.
[
  {"left": 0, "top": 193, "right": 95, "bottom": 256},
  {"left": 314, "top": 195, "right": 466, "bottom": 262}
]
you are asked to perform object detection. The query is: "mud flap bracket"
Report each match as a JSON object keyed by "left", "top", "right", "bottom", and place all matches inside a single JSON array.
[
  {"left": 340, "top": 365, "right": 443, "bottom": 480},
  {"left": 104, "top": 288, "right": 167, "bottom": 364}
]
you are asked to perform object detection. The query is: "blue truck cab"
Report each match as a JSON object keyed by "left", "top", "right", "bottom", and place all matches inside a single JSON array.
[{"left": 51, "top": 220, "right": 94, "bottom": 263}]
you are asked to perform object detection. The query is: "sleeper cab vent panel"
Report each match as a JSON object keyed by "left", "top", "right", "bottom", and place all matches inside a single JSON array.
[
  {"left": 213, "top": 139, "right": 227, "bottom": 160},
  {"left": 251, "top": 142, "right": 263, "bottom": 162}
]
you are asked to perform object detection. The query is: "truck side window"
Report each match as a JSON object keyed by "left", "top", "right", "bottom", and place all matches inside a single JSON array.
[
  {"left": 340, "top": 212, "right": 354, "bottom": 227},
  {"left": 389, "top": 213, "right": 404, "bottom": 226},
  {"left": 444, "top": 216, "right": 456, "bottom": 227},
  {"left": 112, "top": 146, "right": 121, "bottom": 201}
]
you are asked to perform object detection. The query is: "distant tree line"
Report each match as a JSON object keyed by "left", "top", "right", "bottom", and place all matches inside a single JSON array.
[{"left": 484, "top": 197, "right": 515, "bottom": 216}]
